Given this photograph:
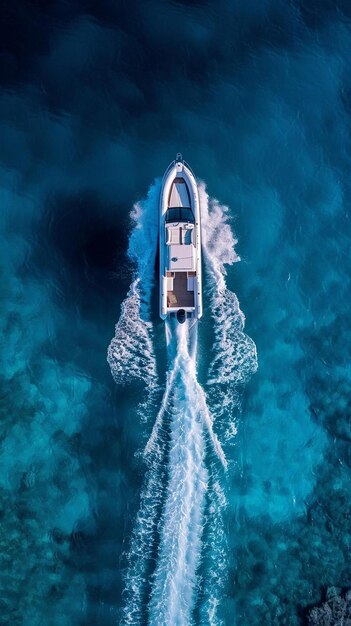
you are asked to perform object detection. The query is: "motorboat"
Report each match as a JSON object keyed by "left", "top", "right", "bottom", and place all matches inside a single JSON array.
[{"left": 159, "top": 154, "right": 202, "bottom": 323}]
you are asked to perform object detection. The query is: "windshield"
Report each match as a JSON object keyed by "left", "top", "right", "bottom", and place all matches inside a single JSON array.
[{"left": 165, "top": 208, "right": 194, "bottom": 223}]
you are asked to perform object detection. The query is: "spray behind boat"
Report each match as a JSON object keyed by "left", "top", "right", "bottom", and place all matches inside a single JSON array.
[{"left": 108, "top": 165, "right": 258, "bottom": 625}]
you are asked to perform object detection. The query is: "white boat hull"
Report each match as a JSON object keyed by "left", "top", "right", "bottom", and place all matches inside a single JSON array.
[{"left": 159, "top": 156, "right": 203, "bottom": 322}]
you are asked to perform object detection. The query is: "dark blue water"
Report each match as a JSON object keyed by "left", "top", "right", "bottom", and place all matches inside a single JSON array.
[{"left": 1, "top": 1, "right": 351, "bottom": 624}]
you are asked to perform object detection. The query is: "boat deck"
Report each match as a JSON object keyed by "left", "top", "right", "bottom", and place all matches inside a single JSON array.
[{"left": 167, "top": 271, "right": 194, "bottom": 308}]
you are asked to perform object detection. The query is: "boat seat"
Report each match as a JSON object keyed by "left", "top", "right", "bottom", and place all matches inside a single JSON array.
[{"left": 166, "top": 226, "right": 181, "bottom": 245}]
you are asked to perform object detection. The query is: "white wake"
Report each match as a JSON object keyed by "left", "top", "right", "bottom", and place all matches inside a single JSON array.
[
  {"left": 108, "top": 178, "right": 258, "bottom": 626},
  {"left": 148, "top": 319, "right": 209, "bottom": 626},
  {"left": 145, "top": 319, "right": 227, "bottom": 470}
]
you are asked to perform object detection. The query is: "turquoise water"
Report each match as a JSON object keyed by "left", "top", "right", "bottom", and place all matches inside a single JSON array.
[{"left": 1, "top": 1, "right": 351, "bottom": 624}]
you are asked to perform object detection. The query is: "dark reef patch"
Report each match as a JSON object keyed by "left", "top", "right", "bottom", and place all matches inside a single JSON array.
[{"left": 306, "top": 587, "right": 351, "bottom": 626}]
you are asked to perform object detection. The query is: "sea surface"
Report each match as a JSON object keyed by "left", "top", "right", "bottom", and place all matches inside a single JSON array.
[{"left": 1, "top": 1, "right": 351, "bottom": 625}]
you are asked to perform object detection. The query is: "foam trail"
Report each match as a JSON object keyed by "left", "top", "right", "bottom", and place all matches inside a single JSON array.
[
  {"left": 122, "top": 318, "right": 222, "bottom": 625},
  {"left": 107, "top": 181, "right": 160, "bottom": 408},
  {"left": 109, "top": 178, "right": 257, "bottom": 626},
  {"left": 145, "top": 320, "right": 226, "bottom": 469},
  {"left": 148, "top": 320, "right": 209, "bottom": 626}
]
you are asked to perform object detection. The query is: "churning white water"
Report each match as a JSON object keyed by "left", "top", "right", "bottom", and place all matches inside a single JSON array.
[
  {"left": 148, "top": 319, "right": 209, "bottom": 626},
  {"left": 107, "top": 177, "right": 257, "bottom": 625}
]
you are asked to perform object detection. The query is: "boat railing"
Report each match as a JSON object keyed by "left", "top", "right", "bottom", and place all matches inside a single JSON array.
[
  {"left": 183, "top": 159, "right": 196, "bottom": 178},
  {"left": 162, "top": 155, "right": 196, "bottom": 183}
]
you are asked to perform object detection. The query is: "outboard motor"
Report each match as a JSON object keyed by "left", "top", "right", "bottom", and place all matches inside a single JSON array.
[{"left": 177, "top": 309, "right": 186, "bottom": 324}]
